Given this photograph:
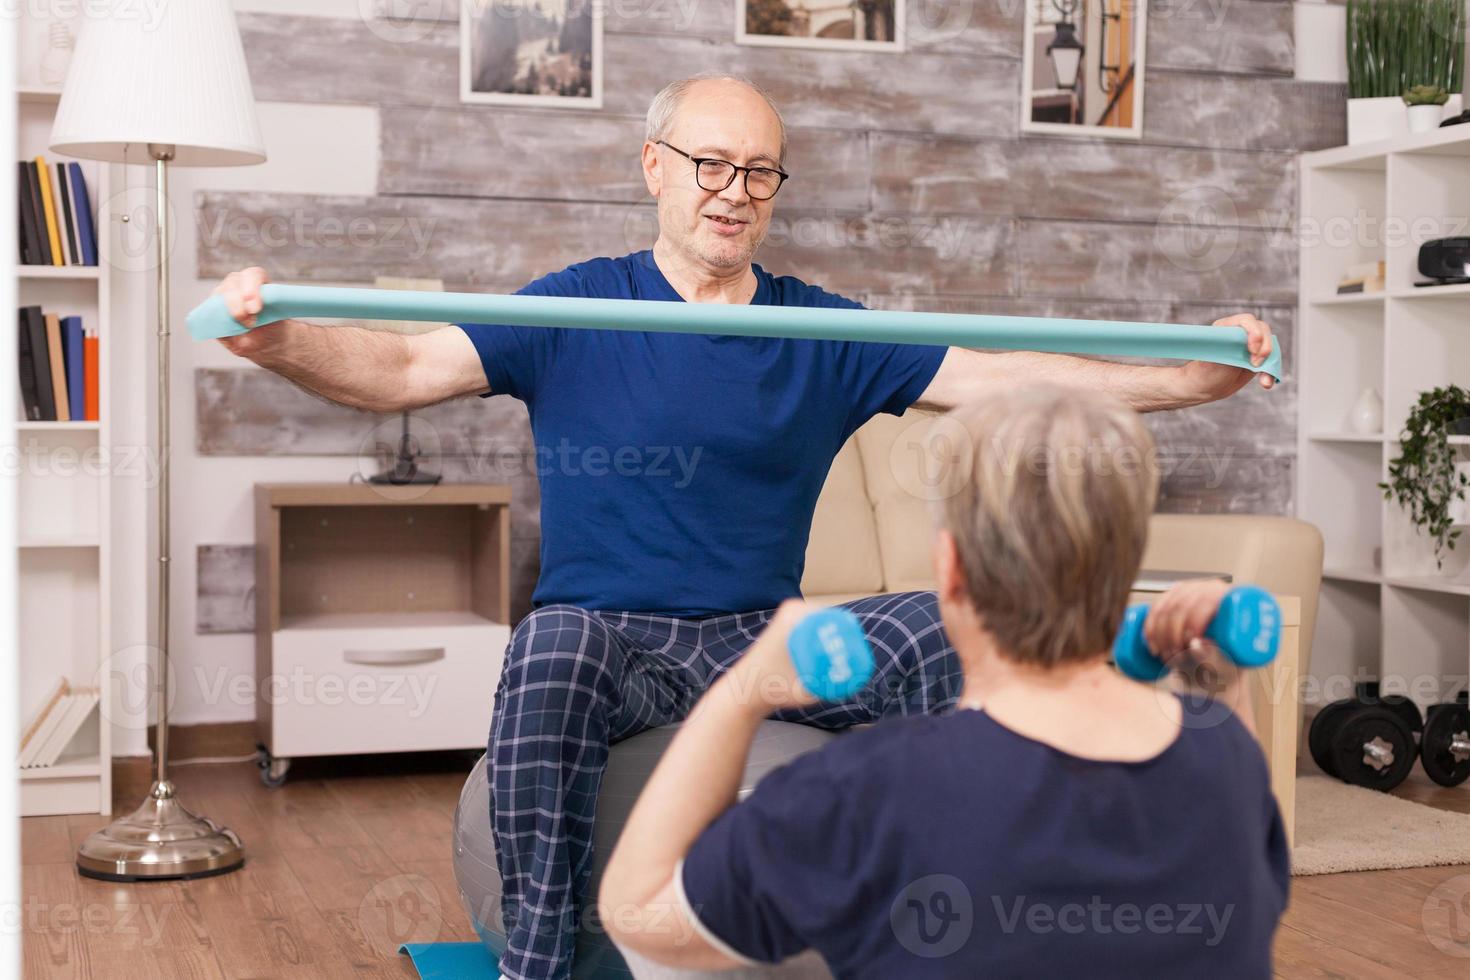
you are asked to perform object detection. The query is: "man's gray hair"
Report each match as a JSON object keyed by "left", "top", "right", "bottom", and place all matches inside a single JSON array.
[{"left": 645, "top": 72, "right": 788, "bottom": 165}]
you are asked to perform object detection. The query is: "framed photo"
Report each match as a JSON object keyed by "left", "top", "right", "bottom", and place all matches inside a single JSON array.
[
  {"left": 1021, "top": 0, "right": 1146, "bottom": 140},
  {"left": 736, "top": 0, "right": 904, "bottom": 52},
  {"left": 461, "top": 0, "right": 603, "bottom": 108}
]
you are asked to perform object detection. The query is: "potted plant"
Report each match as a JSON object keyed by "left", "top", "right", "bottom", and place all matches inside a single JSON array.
[
  {"left": 1348, "top": 0, "right": 1465, "bottom": 144},
  {"left": 1382, "top": 385, "right": 1470, "bottom": 567},
  {"left": 1404, "top": 84, "right": 1451, "bottom": 132}
]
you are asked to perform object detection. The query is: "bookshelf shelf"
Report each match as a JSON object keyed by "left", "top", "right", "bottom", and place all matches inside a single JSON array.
[
  {"left": 16, "top": 420, "right": 99, "bottom": 431},
  {"left": 16, "top": 83, "right": 113, "bottom": 817},
  {"left": 18, "top": 536, "right": 100, "bottom": 549},
  {"left": 20, "top": 759, "right": 102, "bottom": 782},
  {"left": 1298, "top": 125, "right": 1470, "bottom": 729},
  {"left": 1311, "top": 292, "right": 1384, "bottom": 306},
  {"left": 18, "top": 264, "right": 100, "bottom": 280},
  {"left": 1308, "top": 431, "right": 1385, "bottom": 444},
  {"left": 17, "top": 85, "right": 63, "bottom": 104},
  {"left": 1391, "top": 283, "right": 1470, "bottom": 301}
]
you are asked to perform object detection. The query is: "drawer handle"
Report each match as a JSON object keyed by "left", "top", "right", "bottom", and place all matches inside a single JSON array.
[{"left": 342, "top": 647, "right": 445, "bottom": 667}]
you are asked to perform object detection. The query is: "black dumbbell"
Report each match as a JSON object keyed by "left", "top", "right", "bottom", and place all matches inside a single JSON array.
[
  {"left": 1421, "top": 691, "right": 1470, "bottom": 788},
  {"left": 1308, "top": 683, "right": 1422, "bottom": 791}
]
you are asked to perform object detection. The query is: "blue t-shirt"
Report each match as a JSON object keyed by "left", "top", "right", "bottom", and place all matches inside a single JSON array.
[
  {"left": 455, "top": 250, "right": 946, "bottom": 616},
  {"left": 680, "top": 699, "right": 1291, "bottom": 978}
]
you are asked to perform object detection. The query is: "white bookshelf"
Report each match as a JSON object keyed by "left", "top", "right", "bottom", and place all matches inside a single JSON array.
[
  {"left": 15, "top": 80, "right": 114, "bottom": 816},
  {"left": 1297, "top": 125, "right": 1470, "bottom": 717}
]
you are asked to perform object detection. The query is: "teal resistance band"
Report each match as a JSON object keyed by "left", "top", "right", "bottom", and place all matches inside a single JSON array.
[{"left": 186, "top": 284, "right": 1284, "bottom": 381}]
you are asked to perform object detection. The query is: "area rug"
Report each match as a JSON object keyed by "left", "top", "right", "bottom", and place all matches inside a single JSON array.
[{"left": 1292, "top": 775, "right": 1470, "bottom": 876}]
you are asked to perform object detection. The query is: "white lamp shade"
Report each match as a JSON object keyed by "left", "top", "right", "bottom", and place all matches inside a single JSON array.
[{"left": 49, "top": 0, "right": 265, "bottom": 166}]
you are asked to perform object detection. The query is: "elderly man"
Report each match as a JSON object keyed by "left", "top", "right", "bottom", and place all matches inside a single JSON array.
[{"left": 215, "top": 73, "right": 1274, "bottom": 980}]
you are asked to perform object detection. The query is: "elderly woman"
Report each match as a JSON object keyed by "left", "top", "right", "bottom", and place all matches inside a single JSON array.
[{"left": 601, "top": 385, "right": 1289, "bottom": 979}]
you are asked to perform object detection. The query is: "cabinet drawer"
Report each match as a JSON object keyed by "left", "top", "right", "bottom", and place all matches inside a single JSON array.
[{"left": 266, "top": 619, "right": 509, "bottom": 757}]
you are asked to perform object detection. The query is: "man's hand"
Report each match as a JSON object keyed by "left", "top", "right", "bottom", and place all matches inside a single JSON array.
[
  {"left": 1175, "top": 313, "right": 1276, "bottom": 404},
  {"left": 722, "top": 600, "right": 821, "bottom": 715},
  {"left": 212, "top": 266, "right": 274, "bottom": 360}
]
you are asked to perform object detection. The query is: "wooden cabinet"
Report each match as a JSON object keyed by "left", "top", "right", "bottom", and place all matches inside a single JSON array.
[{"left": 253, "top": 484, "right": 513, "bottom": 779}]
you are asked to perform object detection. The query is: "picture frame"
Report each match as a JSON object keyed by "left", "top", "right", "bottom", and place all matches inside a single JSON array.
[
  {"left": 735, "top": 0, "right": 904, "bottom": 53},
  {"left": 461, "top": 0, "right": 604, "bottom": 108},
  {"left": 1020, "top": 0, "right": 1146, "bottom": 140}
]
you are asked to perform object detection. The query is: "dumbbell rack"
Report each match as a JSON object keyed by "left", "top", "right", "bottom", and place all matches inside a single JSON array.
[{"left": 1296, "top": 124, "right": 1470, "bottom": 766}]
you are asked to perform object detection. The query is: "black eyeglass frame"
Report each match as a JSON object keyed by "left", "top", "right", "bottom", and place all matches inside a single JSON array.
[{"left": 655, "top": 140, "right": 790, "bottom": 201}]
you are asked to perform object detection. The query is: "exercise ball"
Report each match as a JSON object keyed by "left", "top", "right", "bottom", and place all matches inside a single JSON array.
[{"left": 454, "top": 720, "right": 839, "bottom": 979}]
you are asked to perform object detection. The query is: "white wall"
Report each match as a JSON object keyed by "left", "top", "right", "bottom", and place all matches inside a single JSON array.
[{"left": 103, "top": 0, "right": 383, "bottom": 753}]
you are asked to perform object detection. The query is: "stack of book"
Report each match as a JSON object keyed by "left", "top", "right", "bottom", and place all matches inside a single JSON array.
[
  {"left": 19, "top": 679, "right": 101, "bottom": 770},
  {"left": 1336, "top": 260, "right": 1386, "bottom": 295},
  {"left": 17, "top": 156, "right": 97, "bottom": 267},
  {"left": 17, "top": 305, "right": 98, "bottom": 422}
]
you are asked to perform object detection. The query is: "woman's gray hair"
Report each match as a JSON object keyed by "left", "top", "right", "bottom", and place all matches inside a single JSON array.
[
  {"left": 929, "top": 385, "right": 1161, "bottom": 667},
  {"left": 645, "top": 72, "right": 788, "bottom": 164}
]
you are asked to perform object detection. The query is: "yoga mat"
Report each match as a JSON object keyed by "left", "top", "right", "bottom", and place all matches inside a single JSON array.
[
  {"left": 186, "top": 284, "right": 1284, "bottom": 381},
  {"left": 399, "top": 942, "right": 499, "bottom": 979}
]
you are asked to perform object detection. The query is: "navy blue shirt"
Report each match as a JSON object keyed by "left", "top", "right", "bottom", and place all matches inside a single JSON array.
[
  {"left": 681, "top": 699, "right": 1290, "bottom": 978},
  {"left": 456, "top": 250, "right": 946, "bottom": 616}
]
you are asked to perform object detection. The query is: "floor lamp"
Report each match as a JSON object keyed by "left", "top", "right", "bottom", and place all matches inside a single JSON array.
[{"left": 50, "top": 0, "right": 266, "bottom": 880}]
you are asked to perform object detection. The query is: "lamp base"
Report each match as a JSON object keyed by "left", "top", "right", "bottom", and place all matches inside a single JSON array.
[{"left": 76, "top": 780, "right": 244, "bottom": 882}]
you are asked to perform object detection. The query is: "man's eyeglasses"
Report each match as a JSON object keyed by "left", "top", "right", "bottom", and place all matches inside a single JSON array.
[{"left": 656, "top": 140, "right": 789, "bottom": 201}]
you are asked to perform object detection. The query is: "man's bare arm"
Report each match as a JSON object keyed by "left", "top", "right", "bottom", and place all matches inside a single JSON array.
[
  {"left": 914, "top": 313, "right": 1276, "bottom": 414},
  {"left": 212, "top": 267, "right": 489, "bottom": 413}
]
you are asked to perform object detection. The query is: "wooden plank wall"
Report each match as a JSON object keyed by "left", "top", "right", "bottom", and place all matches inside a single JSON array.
[{"left": 195, "top": 1, "right": 1343, "bottom": 630}]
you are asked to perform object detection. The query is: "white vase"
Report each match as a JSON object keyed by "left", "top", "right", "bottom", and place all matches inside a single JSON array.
[
  {"left": 1407, "top": 104, "right": 1444, "bottom": 133},
  {"left": 1451, "top": 462, "right": 1470, "bottom": 528},
  {"left": 1348, "top": 94, "right": 1464, "bottom": 144},
  {"left": 1348, "top": 387, "right": 1383, "bottom": 434}
]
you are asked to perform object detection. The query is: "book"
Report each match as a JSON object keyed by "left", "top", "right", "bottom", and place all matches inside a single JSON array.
[
  {"left": 25, "top": 162, "right": 51, "bottom": 265},
  {"left": 23, "top": 689, "right": 100, "bottom": 769},
  {"left": 21, "top": 306, "right": 55, "bottom": 421},
  {"left": 18, "top": 678, "right": 68, "bottom": 761},
  {"left": 84, "top": 329, "right": 99, "bottom": 421},
  {"left": 33, "top": 156, "right": 64, "bottom": 267},
  {"left": 56, "top": 162, "right": 79, "bottom": 266},
  {"left": 62, "top": 316, "right": 84, "bottom": 422},
  {"left": 17, "top": 162, "right": 41, "bottom": 265},
  {"left": 19, "top": 695, "right": 69, "bottom": 768},
  {"left": 17, "top": 306, "right": 41, "bottom": 420},
  {"left": 44, "top": 313, "right": 69, "bottom": 422},
  {"left": 69, "top": 163, "right": 97, "bottom": 266}
]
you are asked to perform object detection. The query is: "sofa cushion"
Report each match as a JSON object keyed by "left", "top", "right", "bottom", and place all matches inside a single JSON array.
[
  {"left": 801, "top": 438, "right": 885, "bottom": 598},
  {"left": 854, "top": 411, "right": 940, "bottom": 594}
]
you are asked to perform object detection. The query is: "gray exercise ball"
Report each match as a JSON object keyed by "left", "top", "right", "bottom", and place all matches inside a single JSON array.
[{"left": 454, "top": 720, "right": 839, "bottom": 980}]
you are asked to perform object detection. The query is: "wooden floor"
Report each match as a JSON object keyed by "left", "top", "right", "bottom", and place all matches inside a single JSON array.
[{"left": 20, "top": 754, "right": 1470, "bottom": 979}]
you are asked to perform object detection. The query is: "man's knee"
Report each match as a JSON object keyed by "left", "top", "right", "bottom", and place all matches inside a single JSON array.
[{"left": 504, "top": 604, "right": 621, "bottom": 690}]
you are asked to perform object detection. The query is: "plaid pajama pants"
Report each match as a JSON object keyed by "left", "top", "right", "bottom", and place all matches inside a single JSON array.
[{"left": 486, "top": 590, "right": 961, "bottom": 980}]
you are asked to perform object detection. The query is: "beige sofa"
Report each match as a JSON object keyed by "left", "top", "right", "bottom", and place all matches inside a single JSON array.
[{"left": 801, "top": 409, "right": 1325, "bottom": 719}]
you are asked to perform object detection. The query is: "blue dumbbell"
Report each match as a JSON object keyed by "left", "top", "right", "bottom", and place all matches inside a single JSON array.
[
  {"left": 1113, "top": 584, "right": 1281, "bottom": 682},
  {"left": 787, "top": 609, "right": 876, "bottom": 701}
]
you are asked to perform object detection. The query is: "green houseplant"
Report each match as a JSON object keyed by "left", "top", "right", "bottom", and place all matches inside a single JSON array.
[
  {"left": 1347, "top": 0, "right": 1466, "bottom": 141},
  {"left": 1381, "top": 385, "right": 1470, "bottom": 567}
]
